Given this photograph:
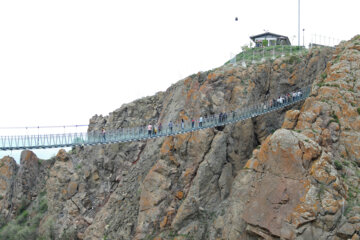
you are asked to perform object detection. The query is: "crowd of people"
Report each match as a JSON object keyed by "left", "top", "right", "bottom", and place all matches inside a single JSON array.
[{"left": 99, "top": 89, "right": 305, "bottom": 140}]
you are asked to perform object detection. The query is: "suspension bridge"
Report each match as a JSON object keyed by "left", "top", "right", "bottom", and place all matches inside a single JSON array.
[{"left": 0, "top": 86, "right": 311, "bottom": 151}]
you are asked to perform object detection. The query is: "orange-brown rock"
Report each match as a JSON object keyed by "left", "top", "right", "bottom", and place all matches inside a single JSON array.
[
  {"left": 67, "top": 181, "right": 78, "bottom": 199},
  {"left": 282, "top": 110, "right": 300, "bottom": 129},
  {"left": 175, "top": 191, "right": 184, "bottom": 200},
  {"left": 56, "top": 149, "right": 69, "bottom": 162}
]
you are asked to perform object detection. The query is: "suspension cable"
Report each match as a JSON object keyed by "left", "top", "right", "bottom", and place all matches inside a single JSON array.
[{"left": 0, "top": 124, "right": 88, "bottom": 130}]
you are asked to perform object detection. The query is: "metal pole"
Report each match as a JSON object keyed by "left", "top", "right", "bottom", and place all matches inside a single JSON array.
[
  {"left": 298, "top": 0, "right": 300, "bottom": 46},
  {"left": 303, "top": 28, "right": 305, "bottom": 47}
]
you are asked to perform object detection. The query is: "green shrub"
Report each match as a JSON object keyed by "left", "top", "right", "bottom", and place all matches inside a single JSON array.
[
  {"left": 287, "top": 55, "right": 300, "bottom": 65},
  {"left": 16, "top": 210, "right": 29, "bottom": 225},
  {"left": 17, "top": 198, "right": 28, "bottom": 215},
  {"left": 357, "top": 108, "right": 360, "bottom": 115},
  {"left": 0, "top": 190, "right": 49, "bottom": 240},
  {"left": 334, "top": 160, "right": 343, "bottom": 170},
  {"left": 317, "top": 82, "right": 325, "bottom": 88},
  {"left": 15, "top": 226, "right": 37, "bottom": 240},
  {"left": 262, "top": 39, "right": 268, "bottom": 47},
  {"left": 37, "top": 217, "right": 56, "bottom": 240},
  {"left": 60, "top": 226, "right": 77, "bottom": 240},
  {"left": 331, "top": 112, "right": 340, "bottom": 125},
  {"left": 321, "top": 72, "right": 327, "bottom": 80},
  {"left": 241, "top": 45, "right": 250, "bottom": 52},
  {"left": 38, "top": 198, "right": 48, "bottom": 214},
  {"left": 318, "top": 183, "right": 325, "bottom": 199},
  {"left": 0, "top": 223, "right": 22, "bottom": 240},
  {"left": 39, "top": 191, "right": 46, "bottom": 198}
]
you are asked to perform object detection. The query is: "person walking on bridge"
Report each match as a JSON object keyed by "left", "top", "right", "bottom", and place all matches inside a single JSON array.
[
  {"left": 168, "top": 121, "right": 173, "bottom": 133},
  {"left": 199, "top": 116, "right": 203, "bottom": 128},
  {"left": 181, "top": 119, "right": 185, "bottom": 131},
  {"left": 102, "top": 128, "right": 106, "bottom": 142},
  {"left": 158, "top": 123, "right": 162, "bottom": 134},
  {"left": 147, "top": 124, "right": 152, "bottom": 137}
]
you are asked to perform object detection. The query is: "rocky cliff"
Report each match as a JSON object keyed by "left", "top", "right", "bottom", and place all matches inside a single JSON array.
[{"left": 1, "top": 35, "right": 359, "bottom": 240}]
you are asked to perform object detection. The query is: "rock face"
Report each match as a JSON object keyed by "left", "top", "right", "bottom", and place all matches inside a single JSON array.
[
  {"left": 0, "top": 156, "right": 18, "bottom": 224},
  {"left": 2, "top": 35, "right": 360, "bottom": 240},
  {"left": 241, "top": 36, "right": 360, "bottom": 239},
  {"left": 0, "top": 151, "right": 54, "bottom": 226}
]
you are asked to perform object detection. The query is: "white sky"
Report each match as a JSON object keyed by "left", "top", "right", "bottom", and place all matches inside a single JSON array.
[{"left": 0, "top": 0, "right": 359, "bottom": 132}]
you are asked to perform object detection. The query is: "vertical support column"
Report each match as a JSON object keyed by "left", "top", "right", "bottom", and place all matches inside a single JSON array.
[{"left": 298, "top": 0, "right": 300, "bottom": 46}]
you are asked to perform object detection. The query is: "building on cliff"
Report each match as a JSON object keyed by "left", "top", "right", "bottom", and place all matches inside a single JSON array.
[{"left": 250, "top": 31, "right": 291, "bottom": 47}]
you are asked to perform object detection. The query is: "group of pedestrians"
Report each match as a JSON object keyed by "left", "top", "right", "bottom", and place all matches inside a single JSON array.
[
  {"left": 143, "top": 112, "right": 228, "bottom": 137},
  {"left": 99, "top": 88, "right": 306, "bottom": 140},
  {"left": 268, "top": 89, "right": 303, "bottom": 108},
  {"left": 146, "top": 121, "right": 173, "bottom": 137}
]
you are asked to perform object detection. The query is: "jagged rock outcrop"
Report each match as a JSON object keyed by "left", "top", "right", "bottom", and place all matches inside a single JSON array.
[
  {"left": 0, "top": 156, "right": 18, "bottom": 224},
  {"left": 4, "top": 34, "right": 360, "bottom": 240},
  {"left": 0, "top": 151, "right": 54, "bottom": 232}
]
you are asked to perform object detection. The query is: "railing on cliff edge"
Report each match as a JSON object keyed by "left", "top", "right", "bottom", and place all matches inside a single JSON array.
[
  {"left": 0, "top": 86, "right": 311, "bottom": 150},
  {"left": 228, "top": 43, "right": 337, "bottom": 67},
  {"left": 0, "top": 86, "right": 311, "bottom": 151}
]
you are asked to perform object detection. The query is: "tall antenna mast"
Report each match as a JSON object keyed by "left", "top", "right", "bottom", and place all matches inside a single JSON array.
[{"left": 298, "top": 0, "right": 300, "bottom": 46}]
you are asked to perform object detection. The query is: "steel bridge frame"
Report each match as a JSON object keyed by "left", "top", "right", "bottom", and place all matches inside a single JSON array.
[{"left": 0, "top": 86, "right": 311, "bottom": 151}]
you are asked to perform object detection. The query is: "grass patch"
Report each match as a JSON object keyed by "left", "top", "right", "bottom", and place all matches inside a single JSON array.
[
  {"left": 317, "top": 82, "right": 339, "bottom": 88},
  {"left": 318, "top": 183, "right": 325, "bottom": 200},
  {"left": 321, "top": 72, "right": 327, "bottom": 80},
  {"left": 225, "top": 45, "right": 306, "bottom": 65},
  {"left": 317, "top": 82, "right": 325, "bottom": 88},
  {"left": 330, "top": 112, "right": 340, "bottom": 125},
  {"left": 334, "top": 160, "right": 343, "bottom": 170}
]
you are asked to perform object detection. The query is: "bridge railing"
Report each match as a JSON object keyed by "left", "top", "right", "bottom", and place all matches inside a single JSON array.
[{"left": 0, "top": 86, "right": 311, "bottom": 150}]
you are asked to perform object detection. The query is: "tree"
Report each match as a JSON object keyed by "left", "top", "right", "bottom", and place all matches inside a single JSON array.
[
  {"left": 262, "top": 39, "right": 268, "bottom": 47},
  {"left": 241, "top": 45, "right": 249, "bottom": 52}
]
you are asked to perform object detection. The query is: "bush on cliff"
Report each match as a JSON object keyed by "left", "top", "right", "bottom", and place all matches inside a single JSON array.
[
  {"left": 334, "top": 160, "right": 343, "bottom": 170},
  {"left": 0, "top": 193, "right": 48, "bottom": 240}
]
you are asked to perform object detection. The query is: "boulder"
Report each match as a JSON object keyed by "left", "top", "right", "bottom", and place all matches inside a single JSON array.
[{"left": 56, "top": 149, "right": 69, "bottom": 162}]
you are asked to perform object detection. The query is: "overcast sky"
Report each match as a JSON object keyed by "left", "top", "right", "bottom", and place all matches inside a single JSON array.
[{"left": 0, "top": 0, "right": 359, "bottom": 133}]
